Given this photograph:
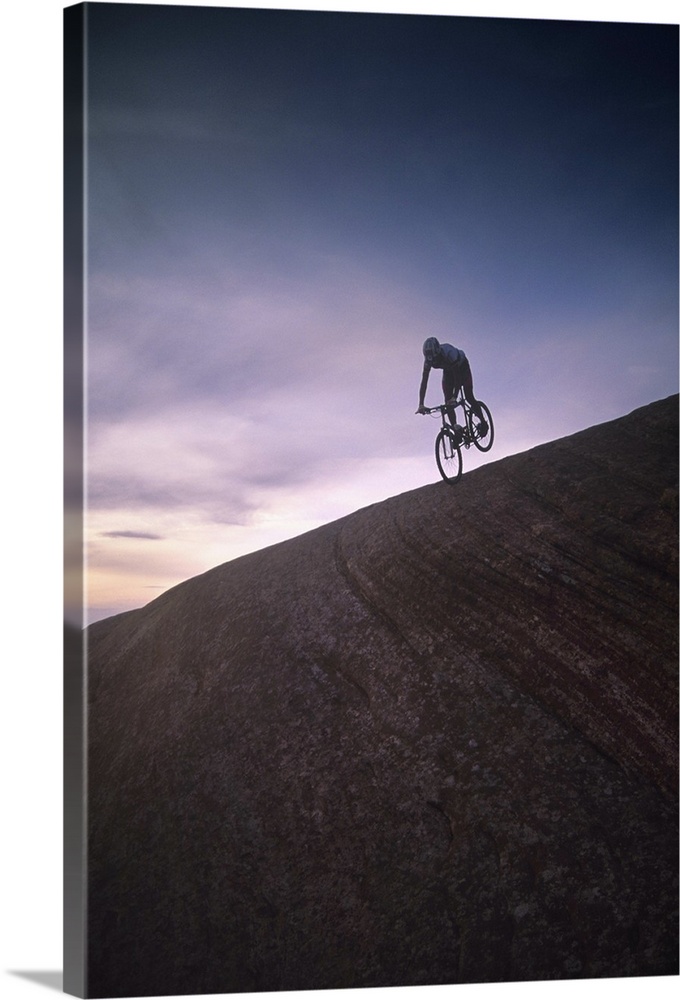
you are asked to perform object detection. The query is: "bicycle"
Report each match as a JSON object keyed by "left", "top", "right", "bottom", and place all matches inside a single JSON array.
[{"left": 419, "top": 388, "right": 494, "bottom": 483}]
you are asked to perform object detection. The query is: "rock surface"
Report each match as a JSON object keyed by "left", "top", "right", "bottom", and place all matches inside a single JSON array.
[{"left": 86, "top": 395, "right": 678, "bottom": 997}]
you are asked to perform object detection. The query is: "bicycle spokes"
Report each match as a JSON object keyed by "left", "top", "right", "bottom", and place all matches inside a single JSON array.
[
  {"left": 470, "top": 403, "right": 494, "bottom": 452},
  {"left": 435, "top": 428, "right": 462, "bottom": 483}
]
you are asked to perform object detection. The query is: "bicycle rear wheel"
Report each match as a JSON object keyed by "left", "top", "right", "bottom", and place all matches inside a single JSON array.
[
  {"left": 435, "top": 428, "right": 462, "bottom": 482},
  {"left": 468, "top": 401, "right": 494, "bottom": 452}
]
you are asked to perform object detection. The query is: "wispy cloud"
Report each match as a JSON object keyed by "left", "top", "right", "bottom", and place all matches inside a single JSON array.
[{"left": 100, "top": 530, "right": 164, "bottom": 540}]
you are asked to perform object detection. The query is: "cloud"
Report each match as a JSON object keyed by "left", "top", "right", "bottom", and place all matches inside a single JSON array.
[
  {"left": 100, "top": 530, "right": 164, "bottom": 540},
  {"left": 86, "top": 249, "right": 451, "bottom": 420}
]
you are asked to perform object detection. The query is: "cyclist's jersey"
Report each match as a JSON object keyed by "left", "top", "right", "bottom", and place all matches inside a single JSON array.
[{"left": 423, "top": 343, "right": 466, "bottom": 374}]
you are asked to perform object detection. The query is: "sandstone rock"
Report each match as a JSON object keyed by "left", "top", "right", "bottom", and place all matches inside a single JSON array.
[{"left": 84, "top": 395, "right": 678, "bottom": 996}]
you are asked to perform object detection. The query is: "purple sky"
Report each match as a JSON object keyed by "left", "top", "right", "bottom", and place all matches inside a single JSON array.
[{"left": 74, "top": 0, "right": 678, "bottom": 625}]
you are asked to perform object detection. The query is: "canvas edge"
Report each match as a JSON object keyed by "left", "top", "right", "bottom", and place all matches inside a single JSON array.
[{"left": 64, "top": 3, "right": 87, "bottom": 997}]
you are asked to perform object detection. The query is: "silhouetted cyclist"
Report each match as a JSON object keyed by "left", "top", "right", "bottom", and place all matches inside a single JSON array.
[{"left": 416, "top": 337, "right": 487, "bottom": 435}]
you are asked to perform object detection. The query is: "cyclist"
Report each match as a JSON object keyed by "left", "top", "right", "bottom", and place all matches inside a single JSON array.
[{"left": 416, "top": 337, "right": 487, "bottom": 435}]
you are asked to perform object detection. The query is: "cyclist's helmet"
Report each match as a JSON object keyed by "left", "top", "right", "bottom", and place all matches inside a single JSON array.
[{"left": 423, "top": 337, "right": 441, "bottom": 363}]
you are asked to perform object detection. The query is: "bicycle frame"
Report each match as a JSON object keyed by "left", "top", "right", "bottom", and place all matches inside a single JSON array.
[{"left": 423, "top": 391, "right": 472, "bottom": 447}]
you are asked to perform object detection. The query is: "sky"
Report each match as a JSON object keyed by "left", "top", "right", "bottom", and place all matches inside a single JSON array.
[{"left": 69, "top": 0, "right": 678, "bottom": 626}]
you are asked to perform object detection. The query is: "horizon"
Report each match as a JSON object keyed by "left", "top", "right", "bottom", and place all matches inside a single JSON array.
[
  {"left": 68, "top": 3, "right": 679, "bottom": 626},
  {"left": 82, "top": 390, "right": 677, "bottom": 627}
]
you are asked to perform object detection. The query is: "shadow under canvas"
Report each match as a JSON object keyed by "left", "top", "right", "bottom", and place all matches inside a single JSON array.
[{"left": 9, "top": 972, "right": 64, "bottom": 993}]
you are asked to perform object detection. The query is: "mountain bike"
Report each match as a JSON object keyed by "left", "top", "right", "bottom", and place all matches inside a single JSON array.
[{"left": 419, "top": 388, "right": 494, "bottom": 483}]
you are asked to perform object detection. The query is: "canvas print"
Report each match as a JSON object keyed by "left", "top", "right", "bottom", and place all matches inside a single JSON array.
[{"left": 64, "top": 2, "right": 679, "bottom": 997}]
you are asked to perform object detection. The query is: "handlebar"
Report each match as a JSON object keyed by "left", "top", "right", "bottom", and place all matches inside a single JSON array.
[{"left": 416, "top": 398, "right": 460, "bottom": 415}]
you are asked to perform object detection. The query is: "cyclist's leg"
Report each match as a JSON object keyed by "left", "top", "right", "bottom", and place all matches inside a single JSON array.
[
  {"left": 442, "top": 371, "right": 457, "bottom": 426},
  {"left": 460, "top": 359, "right": 484, "bottom": 419}
]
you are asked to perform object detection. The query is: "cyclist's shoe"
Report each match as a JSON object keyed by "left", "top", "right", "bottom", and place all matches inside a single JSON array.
[
  {"left": 452, "top": 423, "right": 465, "bottom": 445},
  {"left": 475, "top": 419, "right": 488, "bottom": 437}
]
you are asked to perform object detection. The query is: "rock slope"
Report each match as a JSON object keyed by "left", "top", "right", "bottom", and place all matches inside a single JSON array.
[{"left": 85, "top": 395, "right": 678, "bottom": 997}]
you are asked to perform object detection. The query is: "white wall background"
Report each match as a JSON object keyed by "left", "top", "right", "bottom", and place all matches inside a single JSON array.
[{"left": 1, "top": 2, "right": 676, "bottom": 1000}]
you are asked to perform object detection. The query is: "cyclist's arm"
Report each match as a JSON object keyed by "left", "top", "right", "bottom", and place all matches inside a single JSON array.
[{"left": 417, "top": 363, "right": 431, "bottom": 409}]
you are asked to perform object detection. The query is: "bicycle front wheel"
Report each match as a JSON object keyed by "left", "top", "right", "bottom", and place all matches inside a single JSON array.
[
  {"left": 435, "top": 428, "right": 462, "bottom": 483},
  {"left": 469, "top": 401, "right": 494, "bottom": 452}
]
